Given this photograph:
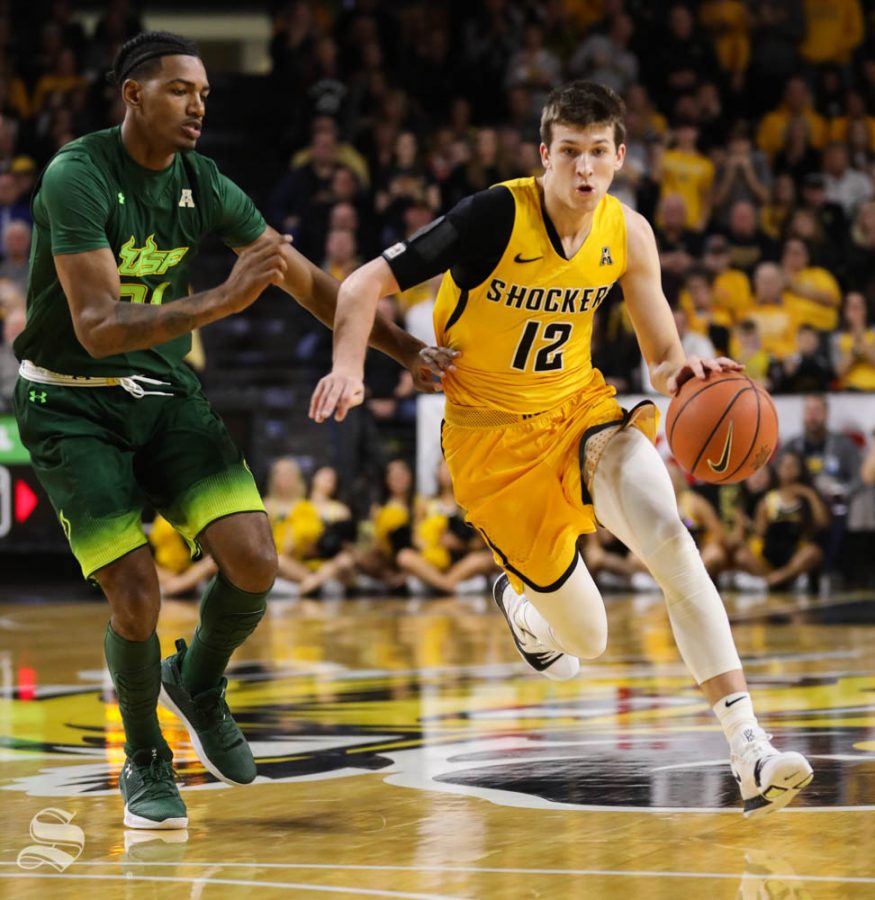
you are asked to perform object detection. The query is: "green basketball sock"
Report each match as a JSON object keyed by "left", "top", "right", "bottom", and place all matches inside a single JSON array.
[
  {"left": 180, "top": 572, "right": 268, "bottom": 695},
  {"left": 103, "top": 624, "right": 169, "bottom": 757}
]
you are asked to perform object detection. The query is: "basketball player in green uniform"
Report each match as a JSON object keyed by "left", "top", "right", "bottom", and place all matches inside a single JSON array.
[
  {"left": 13, "top": 32, "right": 449, "bottom": 829},
  {"left": 312, "top": 81, "right": 813, "bottom": 817}
]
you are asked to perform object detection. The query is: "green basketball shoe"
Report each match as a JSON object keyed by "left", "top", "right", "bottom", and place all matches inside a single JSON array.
[
  {"left": 158, "top": 639, "right": 257, "bottom": 786},
  {"left": 120, "top": 747, "right": 188, "bottom": 829}
]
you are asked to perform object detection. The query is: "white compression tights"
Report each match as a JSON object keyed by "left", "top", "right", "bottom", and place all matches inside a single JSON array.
[
  {"left": 591, "top": 428, "right": 741, "bottom": 683},
  {"left": 521, "top": 428, "right": 742, "bottom": 684},
  {"left": 524, "top": 553, "right": 609, "bottom": 660}
]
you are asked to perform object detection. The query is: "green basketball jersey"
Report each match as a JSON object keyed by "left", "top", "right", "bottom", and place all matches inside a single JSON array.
[{"left": 14, "top": 126, "right": 266, "bottom": 378}]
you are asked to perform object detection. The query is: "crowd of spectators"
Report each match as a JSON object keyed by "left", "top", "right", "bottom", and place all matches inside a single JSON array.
[
  {"left": 259, "top": 0, "right": 875, "bottom": 406},
  {"left": 1, "top": 1, "right": 875, "bottom": 592}
]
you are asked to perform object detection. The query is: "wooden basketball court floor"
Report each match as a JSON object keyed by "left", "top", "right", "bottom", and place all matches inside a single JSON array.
[{"left": 2, "top": 586, "right": 875, "bottom": 899}]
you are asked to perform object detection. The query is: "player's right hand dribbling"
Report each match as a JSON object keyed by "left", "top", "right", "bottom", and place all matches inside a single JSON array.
[
  {"left": 309, "top": 372, "right": 364, "bottom": 423},
  {"left": 223, "top": 234, "right": 292, "bottom": 312}
]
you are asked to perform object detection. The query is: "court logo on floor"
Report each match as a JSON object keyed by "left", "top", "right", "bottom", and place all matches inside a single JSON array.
[{"left": 4, "top": 666, "right": 874, "bottom": 813}]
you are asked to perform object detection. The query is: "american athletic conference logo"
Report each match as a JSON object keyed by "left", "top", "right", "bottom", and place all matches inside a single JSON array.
[{"left": 16, "top": 807, "right": 84, "bottom": 872}]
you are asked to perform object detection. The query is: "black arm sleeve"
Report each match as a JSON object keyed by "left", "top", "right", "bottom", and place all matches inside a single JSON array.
[{"left": 382, "top": 186, "right": 515, "bottom": 292}]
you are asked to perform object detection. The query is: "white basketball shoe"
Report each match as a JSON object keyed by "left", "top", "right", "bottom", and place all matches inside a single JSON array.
[
  {"left": 492, "top": 574, "right": 580, "bottom": 681},
  {"left": 730, "top": 728, "right": 814, "bottom": 817}
]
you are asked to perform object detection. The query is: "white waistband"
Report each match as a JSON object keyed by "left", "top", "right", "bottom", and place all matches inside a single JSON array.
[{"left": 19, "top": 360, "right": 173, "bottom": 399}]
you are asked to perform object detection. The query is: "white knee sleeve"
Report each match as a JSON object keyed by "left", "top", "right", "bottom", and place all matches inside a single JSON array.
[
  {"left": 591, "top": 429, "right": 742, "bottom": 683},
  {"left": 524, "top": 554, "right": 608, "bottom": 659}
]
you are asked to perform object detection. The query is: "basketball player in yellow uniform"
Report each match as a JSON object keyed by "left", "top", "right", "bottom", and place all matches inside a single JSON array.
[{"left": 310, "top": 82, "right": 812, "bottom": 817}]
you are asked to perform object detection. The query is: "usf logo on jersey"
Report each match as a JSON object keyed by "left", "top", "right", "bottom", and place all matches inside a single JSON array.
[{"left": 117, "top": 234, "right": 189, "bottom": 277}]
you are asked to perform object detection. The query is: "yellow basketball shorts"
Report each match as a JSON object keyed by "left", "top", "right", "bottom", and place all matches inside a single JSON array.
[{"left": 442, "top": 386, "right": 657, "bottom": 594}]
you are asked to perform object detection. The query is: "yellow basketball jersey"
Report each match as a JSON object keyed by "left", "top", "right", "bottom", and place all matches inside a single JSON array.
[{"left": 433, "top": 178, "right": 628, "bottom": 414}]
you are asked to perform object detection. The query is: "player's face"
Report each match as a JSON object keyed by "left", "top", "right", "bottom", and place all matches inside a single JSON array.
[
  {"left": 540, "top": 123, "right": 625, "bottom": 214},
  {"left": 140, "top": 55, "right": 210, "bottom": 151}
]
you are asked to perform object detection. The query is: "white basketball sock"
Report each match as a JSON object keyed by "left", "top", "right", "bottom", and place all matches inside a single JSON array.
[{"left": 713, "top": 692, "right": 760, "bottom": 749}]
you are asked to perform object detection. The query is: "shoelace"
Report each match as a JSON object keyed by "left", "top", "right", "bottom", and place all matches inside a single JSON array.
[
  {"left": 734, "top": 730, "right": 776, "bottom": 767},
  {"left": 195, "top": 680, "right": 242, "bottom": 749},
  {"left": 140, "top": 756, "right": 180, "bottom": 800}
]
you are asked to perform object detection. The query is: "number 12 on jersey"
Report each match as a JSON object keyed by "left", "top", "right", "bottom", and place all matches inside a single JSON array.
[{"left": 511, "top": 320, "right": 573, "bottom": 372}]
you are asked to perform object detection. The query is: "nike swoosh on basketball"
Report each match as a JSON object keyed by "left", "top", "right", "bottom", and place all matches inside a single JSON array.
[
  {"left": 707, "top": 421, "right": 734, "bottom": 474},
  {"left": 725, "top": 694, "right": 747, "bottom": 708},
  {"left": 514, "top": 252, "right": 542, "bottom": 263}
]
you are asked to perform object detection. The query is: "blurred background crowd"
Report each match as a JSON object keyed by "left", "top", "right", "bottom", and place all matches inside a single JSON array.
[{"left": 1, "top": 0, "right": 875, "bottom": 597}]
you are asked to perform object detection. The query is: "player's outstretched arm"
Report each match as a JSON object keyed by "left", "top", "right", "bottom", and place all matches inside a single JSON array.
[
  {"left": 247, "top": 227, "right": 457, "bottom": 394},
  {"left": 620, "top": 208, "right": 742, "bottom": 396},
  {"left": 308, "top": 255, "right": 397, "bottom": 423},
  {"left": 57, "top": 235, "right": 291, "bottom": 358}
]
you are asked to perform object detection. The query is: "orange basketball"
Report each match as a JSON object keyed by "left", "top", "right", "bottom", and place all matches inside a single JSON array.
[{"left": 664, "top": 372, "right": 779, "bottom": 484}]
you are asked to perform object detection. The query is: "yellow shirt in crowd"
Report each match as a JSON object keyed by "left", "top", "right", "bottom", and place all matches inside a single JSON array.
[
  {"left": 784, "top": 267, "right": 842, "bottom": 332},
  {"left": 800, "top": 0, "right": 863, "bottom": 65},
  {"left": 829, "top": 116, "right": 875, "bottom": 146},
  {"left": 756, "top": 108, "right": 828, "bottom": 160},
  {"left": 679, "top": 293, "right": 735, "bottom": 338},
  {"left": 836, "top": 331, "right": 875, "bottom": 391},
  {"left": 660, "top": 149, "right": 715, "bottom": 229},
  {"left": 699, "top": 1, "right": 750, "bottom": 75},
  {"left": 711, "top": 269, "right": 754, "bottom": 323},
  {"left": 744, "top": 301, "right": 800, "bottom": 361}
]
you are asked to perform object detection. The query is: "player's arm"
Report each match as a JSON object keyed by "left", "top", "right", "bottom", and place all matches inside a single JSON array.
[
  {"left": 308, "top": 255, "right": 404, "bottom": 422},
  {"left": 309, "top": 186, "right": 515, "bottom": 422},
  {"left": 57, "top": 238, "right": 291, "bottom": 358},
  {"left": 619, "top": 208, "right": 742, "bottom": 396},
  {"left": 238, "top": 226, "right": 453, "bottom": 394},
  {"left": 43, "top": 153, "right": 290, "bottom": 358}
]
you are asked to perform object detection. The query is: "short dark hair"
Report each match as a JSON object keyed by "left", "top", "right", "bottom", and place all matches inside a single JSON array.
[
  {"left": 540, "top": 80, "right": 626, "bottom": 148},
  {"left": 110, "top": 31, "right": 199, "bottom": 86}
]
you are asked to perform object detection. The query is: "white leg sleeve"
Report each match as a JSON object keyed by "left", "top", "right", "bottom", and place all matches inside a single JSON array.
[
  {"left": 522, "top": 554, "right": 608, "bottom": 659},
  {"left": 591, "top": 428, "right": 742, "bottom": 684}
]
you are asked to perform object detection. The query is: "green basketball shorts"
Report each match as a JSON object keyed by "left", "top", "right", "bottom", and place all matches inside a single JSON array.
[{"left": 13, "top": 366, "right": 265, "bottom": 579}]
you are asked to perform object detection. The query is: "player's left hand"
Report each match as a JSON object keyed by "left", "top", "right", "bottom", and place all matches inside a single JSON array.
[
  {"left": 666, "top": 356, "right": 744, "bottom": 396},
  {"left": 406, "top": 345, "right": 461, "bottom": 394},
  {"left": 309, "top": 371, "right": 365, "bottom": 423}
]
